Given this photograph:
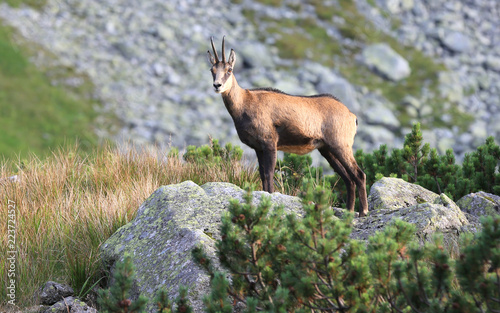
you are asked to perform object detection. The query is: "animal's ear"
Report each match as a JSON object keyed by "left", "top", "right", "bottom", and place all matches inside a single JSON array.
[
  {"left": 228, "top": 49, "right": 236, "bottom": 68},
  {"left": 207, "top": 51, "right": 216, "bottom": 65}
]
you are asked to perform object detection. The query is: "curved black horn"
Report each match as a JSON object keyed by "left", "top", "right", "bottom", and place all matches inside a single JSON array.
[
  {"left": 210, "top": 36, "right": 219, "bottom": 63},
  {"left": 222, "top": 36, "right": 226, "bottom": 63}
]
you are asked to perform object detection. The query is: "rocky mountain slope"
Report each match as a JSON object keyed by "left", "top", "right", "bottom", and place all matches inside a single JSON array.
[{"left": 0, "top": 0, "right": 498, "bottom": 158}]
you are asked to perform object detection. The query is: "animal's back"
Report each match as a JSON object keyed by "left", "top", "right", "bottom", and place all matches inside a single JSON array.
[{"left": 245, "top": 89, "right": 357, "bottom": 154}]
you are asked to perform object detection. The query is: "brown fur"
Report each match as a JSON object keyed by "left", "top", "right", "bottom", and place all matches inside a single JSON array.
[{"left": 208, "top": 38, "right": 368, "bottom": 216}]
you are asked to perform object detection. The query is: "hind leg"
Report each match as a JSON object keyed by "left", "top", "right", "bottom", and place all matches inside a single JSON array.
[
  {"left": 324, "top": 145, "right": 368, "bottom": 216},
  {"left": 319, "top": 147, "right": 356, "bottom": 212},
  {"left": 334, "top": 148, "right": 368, "bottom": 216}
]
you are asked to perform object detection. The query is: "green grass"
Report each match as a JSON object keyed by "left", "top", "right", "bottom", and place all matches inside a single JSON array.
[
  {"left": 0, "top": 22, "right": 102, "bottom": 160},
  {"left": 0, "top": 0, "right": 46, "bottom": 9},
  {"left": 254, "top": 0, "right": 282, "bottom": 7},
  {"left": 0, "top": 143, "right": 260, "bottom": 308}
]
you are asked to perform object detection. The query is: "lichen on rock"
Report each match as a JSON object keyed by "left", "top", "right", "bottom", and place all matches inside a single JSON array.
[
  {"left": 368, "top": 177, "right": 440, "bottom": 211},
  {"left": 358, "top": 177, "right": 479, "bottom": 252},
  {"left": 457, "top": 191, "right": 500, "bottom": 218},
  {"left": 99, "top": 180, "right": 302, "bottom": 313}
]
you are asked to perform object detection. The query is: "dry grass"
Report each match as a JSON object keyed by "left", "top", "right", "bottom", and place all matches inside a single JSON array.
[{"left": 0, "top": 143, "right": 260, "bottom": 309}]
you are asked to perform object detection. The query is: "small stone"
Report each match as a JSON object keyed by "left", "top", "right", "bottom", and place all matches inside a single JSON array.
[
  {"left": 156, "top": 24, "right": 175, "bottom": 41},
  {"left": 43, "top": 297, "right": 96, "bottom": 313},
  {"left": 152, "top": 63, "right": 164, "bottom": 76},
  {"left": 440, "top": 31, "right": 472, "bottom": 53},
  {"left": 438, "top": 71, "right": 463, "bottom": 103},
  {"left": 39, "top": 281, "right": 74, "bottom": 306},
  {"left": 383, "top": 0, "right": 414, "bottom": 14},
  {"left": 363, "top": 98, "right": 400, "bottom": 129},
  {"left": 485, "top": 55, "right": 500, "bottom": 72},
  {"left": 105, "top": 21, "right": 116, "bottom": 34},
  {"left": 112, "top": 41, "right": 137, "bottom": 60}
]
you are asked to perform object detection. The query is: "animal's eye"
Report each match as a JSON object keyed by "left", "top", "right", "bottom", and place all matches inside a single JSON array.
[{"left": 228, "top": 68, "right": 232, "bottom": 73}]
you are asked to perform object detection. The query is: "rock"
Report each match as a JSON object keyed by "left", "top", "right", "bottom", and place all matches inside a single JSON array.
[
  {"left": 438, "top": 71, "right": 463, "bottom": 103},
  {"left": 469, "top": 120, "right": 488, "bottom": 146},
  {"left": 100, "top": 181, "right": 302, "bottom": 313},
  {"left": 457, "top": 192, "right": 500, "bottom": 218},
  {"left": 363, "top": 97, "right": 400, "bottom": 129},
  {"left": 383, "top": 0, "right": 414, "bottom": 14},
  {"left": 368, "top": 177, "right": 440, "bottom": 211},
  {"left": 361, "top": 43, "right": 411, "bottom": 81},
  {"left": 156, "top": 24, "right": 175, "bottom": 41},
  {"left": 238, "top": 40, "right": 275, "bottom": 69},
  {"left": 316, "top": 72, "right": 360, "bottom": 113},
  {"left": 39, "top": 281, "right": 74, "bottom": 305},
  {"left": 43, "top": 297, "right": 96, "bottom": 313},
  {"left": 0, "top": 175, "right": 19, "bottom": 184},
  {"left": 112, "top": 41, "right": 138, "bottom": 60},
  {"left": 485, "top": 55, "right": 500, "bottom": 72},
  {"left": 356, "top": 125, "right": 396, "bottom": 146},
  {"left": 355, "top": 178, "right": 478, "bottom": 249},
  {"left": 440, "top": 31, "right": 472, "bottom": 53}
]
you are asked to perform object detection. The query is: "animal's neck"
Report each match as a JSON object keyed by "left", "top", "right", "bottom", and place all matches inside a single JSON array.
[{"left": 221, "top": 76, "right": 245, "bottom": 118}]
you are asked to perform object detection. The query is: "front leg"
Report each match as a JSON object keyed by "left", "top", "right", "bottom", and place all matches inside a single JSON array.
[{"left": 255, "top": 147, "right": 277, "bottom": 193}]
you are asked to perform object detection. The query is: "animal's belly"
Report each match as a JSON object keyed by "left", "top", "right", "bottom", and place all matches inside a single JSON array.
[
  {"left": 278, "top": 145, "right": 317, "bottom": 155},
  {"left": 278, "top": 138, "right": 324, "bottom": 155}
]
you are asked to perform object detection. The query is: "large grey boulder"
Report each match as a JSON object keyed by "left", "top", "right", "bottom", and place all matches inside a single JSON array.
[
  {"left": 363, "top": 97, "right": 400, "bottom": 129},
  {"left": 356, "top": 178, "right": 479, "bottom": 249},
  {"left": 316, "top": 72, "right": 360, "bottom": 113},
  {"left": 238, "top": 40, "right": 275, "bottom": 69},
  {"left": 100, "top": 181, "right": 302, "bottom": 313},
  {"left": 368, "top": 177, "right": 440, "bottom": 211},
  {"left": 457, "top": 192, "right": 500, "bottom": 218},
  {"left": 361, "top": 43, "right": 411, "bottom": 81}
]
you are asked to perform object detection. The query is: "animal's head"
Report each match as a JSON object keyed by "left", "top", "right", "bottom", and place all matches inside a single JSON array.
[{"left": 207, "top": 36, "right": 236, "bottom": 94}]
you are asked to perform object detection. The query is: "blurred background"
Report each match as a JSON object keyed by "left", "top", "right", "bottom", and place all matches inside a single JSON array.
[{"left": 0, "top": 0, "right": 498, "bottom": 161}]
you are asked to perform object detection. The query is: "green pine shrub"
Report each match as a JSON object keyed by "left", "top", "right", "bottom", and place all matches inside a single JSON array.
[
  {"left": 356, "top": 123, "right": 500, "bottom": 199},
  {"left": 183, "top": 138, "right": 243, "bottom": 164},
  {"left": 192, "top": 182, "right": 500, "bottom": 312},
  {"left": 276, "top": 123, "right": 500, "bottom": 204},
  {"left": 98, "top": 256, "right": 148, "bottom": 313},
  {"left": 98, "top": 256, "right": 192, "bottom": 313}
]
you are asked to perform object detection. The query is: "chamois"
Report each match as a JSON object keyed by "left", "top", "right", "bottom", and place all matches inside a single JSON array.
[{"left": 207, "top": 37, "right": 368, "bottom": 216}]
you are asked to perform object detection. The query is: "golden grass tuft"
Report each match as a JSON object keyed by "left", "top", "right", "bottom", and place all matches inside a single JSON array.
[{"left": 0, "top": 143, "right": 260, "bottom": 308}]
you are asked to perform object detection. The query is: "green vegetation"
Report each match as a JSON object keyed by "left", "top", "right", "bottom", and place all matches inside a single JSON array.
[
  {"left": 279, "top": 123, "right": 500, "bottom": 207},
  {"left": 357, "top": 123, "right": 500, "bottom": 199},
  {"left": 97, "top": 183, "right": 500, "bottom": 312},
  {"left": 237, "top": 0, "right": 472, "bottom": 131},
  {"left": 98, "top": 256, "right": 148, "bottom": 313},
  {"left": 0, "top": 0, "right": 46, "bottom": 9},
  {"left": 254, "top": 0, "right": 282, "bottom": 7},
  {"left": 0, "top": 22, "right": 102, "bottom": 160},
  {"left": 98, "top": 255, "right": 193, "bottom": 313},
  {"left": 1, "top": 126, "right": 498, "bottom": 308},
  {"left": 0, "top": 142, "right": 258, "bottom": 307},
  {"left": 192, "top": 183, "right": 500, "bottom": 312}
]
